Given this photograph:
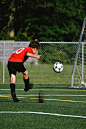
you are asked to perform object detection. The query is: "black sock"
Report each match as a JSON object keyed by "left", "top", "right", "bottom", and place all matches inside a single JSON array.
[
  {"left": 10, "top": 83, "right": 15, "bottom": 95},
  {"left": 24, "top": 78, "right": 29, "bottom": 88}
]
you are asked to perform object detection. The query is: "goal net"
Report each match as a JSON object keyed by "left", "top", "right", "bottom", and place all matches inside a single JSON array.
[{"left": 71, "top": 18, "right": 86, "bottom": 89}]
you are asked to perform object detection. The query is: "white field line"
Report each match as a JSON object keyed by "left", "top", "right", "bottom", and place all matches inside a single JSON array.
[
  {"left": 0, "top": 94, "right": 86, "bottom": 96},
  {"left": 0, "top": 111, "right": 86, "bottom": 119}
]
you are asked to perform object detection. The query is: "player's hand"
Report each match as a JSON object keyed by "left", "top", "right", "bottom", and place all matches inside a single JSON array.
[{"left": 36, "top": 55, "right": 41, "bottom": 59}]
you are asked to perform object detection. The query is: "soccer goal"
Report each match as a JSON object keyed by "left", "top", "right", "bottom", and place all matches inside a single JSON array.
[{"left": 71, "top": 18, "right": 86, "bottom": 89}]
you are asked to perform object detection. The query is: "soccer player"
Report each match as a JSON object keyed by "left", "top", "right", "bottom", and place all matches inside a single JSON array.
[{"left": 7, "top": 40, "right": 41, "bottom": 102}]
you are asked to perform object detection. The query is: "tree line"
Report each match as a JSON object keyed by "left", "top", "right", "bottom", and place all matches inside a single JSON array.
[
  {"left": 0, "top": 0, "right": 86, "bottom": 41},
  {"left": 0, "top": 0, "right": 86, "bottom": 64}
]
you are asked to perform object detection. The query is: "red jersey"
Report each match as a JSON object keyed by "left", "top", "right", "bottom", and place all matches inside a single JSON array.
[{"left": 8, "top": 47, "right": 33, "bottom": 62}]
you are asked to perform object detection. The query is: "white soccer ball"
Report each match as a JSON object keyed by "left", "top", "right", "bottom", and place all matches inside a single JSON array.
[{"left": 53, "top": 62, "right": 63, "bottom": 73}]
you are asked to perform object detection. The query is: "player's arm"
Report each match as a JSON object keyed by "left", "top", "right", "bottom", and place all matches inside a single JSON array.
[{"left": 26, "top": 52, "right": 41, "bottom": 59}]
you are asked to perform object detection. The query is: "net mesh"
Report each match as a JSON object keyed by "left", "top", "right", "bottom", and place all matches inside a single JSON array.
[
  {"left": 0, "top": 42, "right": 78, "bottom": 84},
  {"left": 72, "top": 18, "right": 86, "bottom": 88}
]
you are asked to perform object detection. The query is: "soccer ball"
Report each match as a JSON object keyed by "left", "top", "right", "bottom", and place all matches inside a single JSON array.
[{"left": 53, "top": 62, "right": 63, "bottom": 73}]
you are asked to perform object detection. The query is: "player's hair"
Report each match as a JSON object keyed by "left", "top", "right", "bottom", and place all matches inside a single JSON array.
[{"left": 29, "top": 40, "right": 41, "bottom": 49}]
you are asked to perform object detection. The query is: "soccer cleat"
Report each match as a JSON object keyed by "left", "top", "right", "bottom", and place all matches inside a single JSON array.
[
  {"left": 12, "top": 93, "right": 19, "bottom": 102},
  {"left": 24, "top": 83, "right": 33, "bottom": 92}
]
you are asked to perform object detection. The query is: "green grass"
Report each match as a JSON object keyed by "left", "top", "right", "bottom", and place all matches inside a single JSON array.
[
  {"left": 0, "top": 84, "right": 86, "bottom": 129},
  {"left": 1, "top": 64, "right": 73, "bottom": 84}
]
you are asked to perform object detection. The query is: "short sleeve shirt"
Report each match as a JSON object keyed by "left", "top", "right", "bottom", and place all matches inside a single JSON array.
[{"left": 8, "top": 47, "right": 33, "bottom": 62}]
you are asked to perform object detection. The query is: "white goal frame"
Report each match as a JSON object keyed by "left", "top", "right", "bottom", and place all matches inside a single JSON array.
[{"left": 71, "top": 18, "right": 86, "bottom": 89}]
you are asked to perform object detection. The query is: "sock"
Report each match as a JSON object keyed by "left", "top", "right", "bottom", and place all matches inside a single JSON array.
[
  {"left": 10, "top": 83, "right": 15, "bottom": 95},
  {"left": 24, "top": 77, "right": 29, "bottom": 88}
]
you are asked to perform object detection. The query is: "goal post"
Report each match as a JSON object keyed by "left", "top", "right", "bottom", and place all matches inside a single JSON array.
[{"left": 70, "top": 18, "right": 86, "bottom": 89}]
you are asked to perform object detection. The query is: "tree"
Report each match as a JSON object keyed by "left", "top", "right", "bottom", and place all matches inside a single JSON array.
[{"left": 0, "top": 0, "right": 86, "bottom": 41}]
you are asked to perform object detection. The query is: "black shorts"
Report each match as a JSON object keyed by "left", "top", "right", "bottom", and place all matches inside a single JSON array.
[{"left": 7, "top": 62, "right": 26, "bottom": 76}]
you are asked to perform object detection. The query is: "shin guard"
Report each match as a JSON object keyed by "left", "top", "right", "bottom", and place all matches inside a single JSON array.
[
  {"left": 24, "top": 78, "right": 29, "bottom": 88},
  {"left": 10, "top": 83, "right": 15, "bottom": 95}
]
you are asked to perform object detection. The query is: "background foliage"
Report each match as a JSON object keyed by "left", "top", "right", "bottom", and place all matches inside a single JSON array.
[
  {"left": 0, "top": 0, "right": 86, "bottom": 64},
  {"left": 0, "top": 0, "right": 86, "bottom": 41}
]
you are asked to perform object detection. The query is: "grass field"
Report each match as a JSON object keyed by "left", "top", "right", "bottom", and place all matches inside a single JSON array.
[
  {"left": 0, "top": 84, "right": 86, "bottom": 129},
  {"left": 0, "top": 64, "right": 72, "bottom": 84}
]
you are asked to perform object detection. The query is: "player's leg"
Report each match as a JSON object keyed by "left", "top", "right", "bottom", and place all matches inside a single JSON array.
[
  {"left": 23, "top": 70, "right": 33, "bottom": 92},
  {"left": 10, "top": 74, "right": 16, "bottom": 95},
  {"left": 7, "top": 62, "right": 19, "bottom": 102},
  {"left": 10, "top": 74, "right": 19, "bottom": 102}
]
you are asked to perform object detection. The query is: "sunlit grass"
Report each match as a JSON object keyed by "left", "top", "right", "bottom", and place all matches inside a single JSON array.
[{"left": 3, "top": 64, "right": 73, "bottom": 84}]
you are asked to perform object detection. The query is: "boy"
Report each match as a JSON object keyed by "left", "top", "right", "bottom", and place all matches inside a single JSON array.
[{"left": 7, "top": 40, "right": 41, "bottom": 102}]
